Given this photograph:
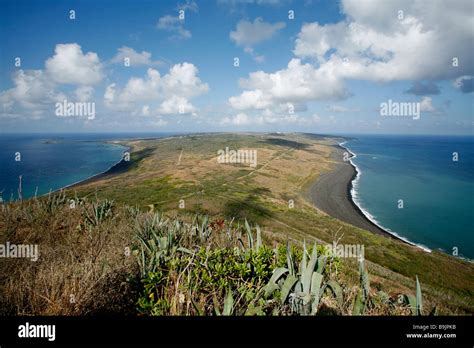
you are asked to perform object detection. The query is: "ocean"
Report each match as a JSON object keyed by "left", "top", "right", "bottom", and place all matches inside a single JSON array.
[
  {"left": 0, "top": 133, "right": 170, "bottom": 202},
  {"left": 343, "top": 135, "right": 474, "bottom": 259}
]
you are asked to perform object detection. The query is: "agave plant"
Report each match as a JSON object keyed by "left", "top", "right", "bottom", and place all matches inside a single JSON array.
[
  {"left": 135, "top": 212, "right": 192, "bottom": 276},
  {"left": 240, "top": 219, "right": 262, "bottom": 252},
  {"left": 83, "top": 199, "right": 114, "bottom": 226},
  {"left": 192, "top": 215, "right": 212, "bottom": 243},
  {"left": 40, "top": 190, "right": 68, "bottom": 214},
  {"left": 398, "top": 275, "right": 427, "bottom": 316},
  {"left": 264, "top": 241, "right": 342, "bottom": 315},
  {"left": 353, "top": 258, "right": 371, "bottom": 315},
  {"left": 213, "top": 289, "right": 234, "bottom": 316}
]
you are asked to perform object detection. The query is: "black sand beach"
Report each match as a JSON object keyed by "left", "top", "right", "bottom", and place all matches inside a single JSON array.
[{"left": 308, "top": 143, "right": 403, "bottom": 241}]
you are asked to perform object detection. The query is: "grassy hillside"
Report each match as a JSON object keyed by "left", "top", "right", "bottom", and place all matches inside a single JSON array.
[
  {"left": 0, "top": 194, "right": 424, "bottom": 316},
  {"left": 1, "top": 133, "right": 472, "bottom": 315}
]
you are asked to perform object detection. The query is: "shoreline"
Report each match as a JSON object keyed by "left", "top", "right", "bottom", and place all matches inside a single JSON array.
[
  {"left": 338, "top": 141, "right": 432, "bottom": 252},
  {"left": 49, "top": 141, "right": 131, "bottom": 194},
  {"left": 59, "top": 134, "right": 183, "bottom": 191},
  {"left": 307, "top": 139, "right": 424, "bottom": 248}
]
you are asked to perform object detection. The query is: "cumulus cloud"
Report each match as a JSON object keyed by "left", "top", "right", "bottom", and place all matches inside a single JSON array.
[
  {"left": 45, "top": 43, "right": 103, "bottom": 85},
  {"left": 229, "top": 58, "right": 349, "bottom": 111},
  {"left": 111, "top": 46, "right": 161, "bottom": 66},
  {"left": 294, "top": 0, "right": 473, "bottom": 81},
  {"left": 229, "top": 0, "right": 474, "bottom": 118},
  {"left": 157, "top": 15, "right": 191, "bottom": 40},
  {"left": 1, "top": 43, "right": 103, "bottom": 118},
  {"left": 158, "top": 95, "right": 197, "bottom": 115},
  {"left": 104, "top": 63, "right": 208, "bottom": 116},
  {"left": 230, "top": 18, "right": 285, "bottom": 62},
  {"left": 0, "top": 69, "right": 64, "bottom": 115}
]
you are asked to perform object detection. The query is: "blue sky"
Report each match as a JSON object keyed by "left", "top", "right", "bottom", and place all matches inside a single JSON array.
[{"left": 0, "top": 0, "right": 473, "bottom": 134}]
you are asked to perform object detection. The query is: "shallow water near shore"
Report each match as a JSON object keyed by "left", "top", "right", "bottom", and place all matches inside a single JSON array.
[
  {"left": 344, "top": 135, "right": 474, "bottom": 259},
  {"left": 0, "top": 133, "right": 169, "bottom": 201}
]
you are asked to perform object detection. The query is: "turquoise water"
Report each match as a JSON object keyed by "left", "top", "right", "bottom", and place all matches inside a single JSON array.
[
  {"left": 0, "top": 133, "right": 170, "bottom": 201},
  {"left": 344, "top": 135, "right": 474, "bottom": 259}
]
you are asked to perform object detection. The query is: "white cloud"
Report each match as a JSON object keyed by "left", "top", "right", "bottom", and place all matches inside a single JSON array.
[
  {"left": 294, "top": 22, "right": 347, "bottom": 63},
  {"left": 420, "top": 97, "right": 436, "bottom": 112},
  {"left": 111, "top": 46, "right": 161, "bottom": 66},
  {"left": 157, "top": 15, "right": 191, "bottom": 40},
  {"left": 294, "top": 0, "right": 474, "bottom": 81},
  {"left": 158, "top": 95, "right": 196, "bottom": 115},
  {"left": 229, "top": 58, "right": 349, "bottom": 111},
  {"left": 104, "top": 63, "right": 208, "bottom": 115},
  {"left": 229, "top": 0, "right": 474, "bottom": 116},
  {"left": 0, "top": 69, "right": 65, "bottom": 117},
  {"left": 1, "top": 43, "right": 103, "bottom": 118},
  {"left": 230, "top": 17, "right": 285, "bottom": 62},
  {"left": 45, "top": 43, "right": 103, "bottom": 85}
]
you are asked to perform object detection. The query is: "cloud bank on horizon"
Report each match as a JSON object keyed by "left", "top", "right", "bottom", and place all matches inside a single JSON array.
[{"left": 0, "top": 0, "right": 473, "bottom": 134}]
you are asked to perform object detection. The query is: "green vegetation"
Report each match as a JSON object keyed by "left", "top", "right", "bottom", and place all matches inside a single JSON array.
[{"left": 1, "top": 194, "right": 426, "bottom": 316}]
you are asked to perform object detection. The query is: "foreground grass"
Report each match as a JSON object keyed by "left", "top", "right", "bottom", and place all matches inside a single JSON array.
[{"left": 1, "top": 194, "right": 426, "bottom": 316}]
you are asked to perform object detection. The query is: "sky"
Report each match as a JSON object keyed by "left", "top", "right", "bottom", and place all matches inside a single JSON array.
[{"left": 0, "top": 0, "right": 473, "bottom": 135}]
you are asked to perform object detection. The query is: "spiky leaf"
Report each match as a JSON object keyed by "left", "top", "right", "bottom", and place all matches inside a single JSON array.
[
  {"left": 280, "top": 274, "right": 298, "bottom": 304},
  {"left": 415, "top": 276, "right": 423, "bottom": 316},
  {"left": 310, "top": 272, "right": 323, "bottom": 315},
  {"left": 223, "top": 290, "right": 234, "bottom": 316}
]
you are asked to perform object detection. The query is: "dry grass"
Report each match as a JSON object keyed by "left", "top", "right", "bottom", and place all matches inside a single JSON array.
[
  {"left": 0, "top": 194, "right": 137, "bottom": 315},
  {"left": 0, "top": 192, "right": 436, "bottom": 316}
]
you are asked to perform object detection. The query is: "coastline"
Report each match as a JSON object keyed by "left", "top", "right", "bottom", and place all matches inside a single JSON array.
[
  {"left": 338, "top": 141, "right": 432, "bottom": 252},
  {"left": 307, "top": 139, "right": 424, "bottom": 248},
  {"left": 59, "top": 134, "right": 178, "bottom": 191},
  {"left": 52, "top": 141, "right": 131, "bottom": 193}
]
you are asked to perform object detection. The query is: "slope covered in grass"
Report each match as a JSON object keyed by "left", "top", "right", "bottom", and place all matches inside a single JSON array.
[{"left": 0, "top": 195, "right": 424, "bottom": 316}]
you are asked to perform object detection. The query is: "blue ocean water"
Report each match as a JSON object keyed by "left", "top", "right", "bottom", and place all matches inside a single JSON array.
[
  {"left": 0, "top": 133, "right": 170, "bottom": 202},
  {"left": 344, "top": 135, "right": 474, "bottom": 259}
]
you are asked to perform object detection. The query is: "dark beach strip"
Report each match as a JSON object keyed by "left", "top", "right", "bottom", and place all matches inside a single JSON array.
[{"left": 308, "top": 141, "right": 422, "bottom": 247}]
